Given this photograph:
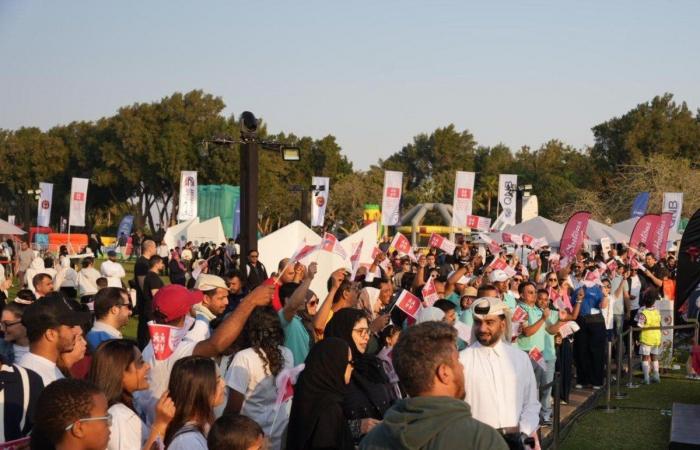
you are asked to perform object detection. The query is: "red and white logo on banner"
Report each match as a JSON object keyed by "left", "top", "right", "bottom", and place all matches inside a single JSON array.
[
  {"left": 466, "top": 215, "right": 491, "bottom": 231},
  {"left": 530, "top": 237, "right": 548, "bottom": 250},
  {"left": 606, "top": 259, "right": 618, "bottom": 273},
  {"left": 522, "top": 234, "right": 534, "bottom": 246},
  {"left": 559, "top": 211, "right": 592, "bottom": 267},
  {"left": 428, "top": 233, "right": 456, "bottom": 254},
  {"left": 582, "top": 269, "right": 602, "bottom": 287},
  {"left": 386, "top": 187, "right": 400, "bottom": 198},
  {"left": 479, "top": 233, "right": 502, "bottom": 255},
  {"left": 421, "top": 278, "right": 440, "bottom": 307},
  {"left": 395, "top": 290, "right": 423, "bottom": 318},
  {"left": 350, "top": 241, "right": 363, "bottom": 278},
  {"left": 457, "top": 188, "right": 473, "bottom": 199},
  {"left": 148, "top": 322, "right": 187, "bottom": 361},
  {"left": 73, "top": 192, "right": 85, "bottom": 201},
  {"left": 291, "top": 241, "right": 319, "bottom": 263},
  {"left": 527, "top": 252, "right": 538, "bottom": 269},
  {"left": 390, "top": 233, "right": 416, "bottom": 261}
]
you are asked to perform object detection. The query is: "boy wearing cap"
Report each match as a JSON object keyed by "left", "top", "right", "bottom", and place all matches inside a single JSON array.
[
  {"left": 491, "top": 270, "right": 517, "bottom": 311},
  {"left": 190, "top": 274, "right": 230, "bottom": 339},
  {"left": 18, "top": 292, "right": 90, "bottom": 386},
  {"left": 460, "top": 297, "right": 540, "bottom": 447}
]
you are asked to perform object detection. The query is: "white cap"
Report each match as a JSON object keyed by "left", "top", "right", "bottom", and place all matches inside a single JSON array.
[
  {"left": 489, "top": 269, "right": 509, "bottom": 283},
  {"left": 194, "top": 274, "right": 229, "bottom": 292},
  {"left": 471, "top": 297, "right": 510, "bottom": 319},
  {"left": 416, "top": 307, "right": 445, "bottom": 324}
]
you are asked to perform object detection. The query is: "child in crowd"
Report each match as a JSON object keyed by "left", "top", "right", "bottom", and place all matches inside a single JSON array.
[
  {"left": 637, "top": 288, "right": 662, "bottom": 384},
  {"left": 208, "top": 414, "right": 266, "bottom": 450}
]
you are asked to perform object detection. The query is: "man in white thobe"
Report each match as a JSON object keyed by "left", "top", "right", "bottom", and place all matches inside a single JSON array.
[
  {"left": 100, "top": 250, "right": 126, "bottom": 288},
  {"left": 460, "top": 297, "right": 540, "bottom": 449}
]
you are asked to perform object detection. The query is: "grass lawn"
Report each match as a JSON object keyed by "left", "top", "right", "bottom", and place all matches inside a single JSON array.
[{"left": 560, "top": 343, "right": 700, "bottom": 450}]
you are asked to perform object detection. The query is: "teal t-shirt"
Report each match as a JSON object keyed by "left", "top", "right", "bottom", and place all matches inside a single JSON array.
[
  {"left": 543, "top": 310, "right": 559, "bottom": 361},
  {"left": 278, "top": 310, "right": 310, "bottom": 366},
  {"left": 446, "top": 292, "right": 462, "bottom": 314},
  {"left": 459, "top": 308, "right": 473, "bottom": 326},
  {"left": 516, "top": 302, "right": 546, "bottom": 353},
  {"left": 503, "top": 292, "right": 517, "bottom": 311}
]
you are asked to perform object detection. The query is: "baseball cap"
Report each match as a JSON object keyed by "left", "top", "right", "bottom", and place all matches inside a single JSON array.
[
  {"left": 471, "top": 297, "right": 510, "bottom": 319},
  {"left": 194, "top": 274, "right": 229, "bottom": 292},
  {"left": 416, "top": 306, "right": 445, "bottom": 324},
  {"left": 489, "top": 269, "right": 509, "bottom": 283},
  {"left": 153, "top": 284, "right": 204, "bottom": 322},
  {"left": 463, "top": 286, "right": 478, "bottom": 297},
  {"left": 22, "top": 294, "right": 92, "bottom": 332}
]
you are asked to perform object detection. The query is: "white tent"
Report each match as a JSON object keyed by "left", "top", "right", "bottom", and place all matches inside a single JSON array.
[
  {"left": 612, "top": 217, "right": 638, "bottom": 237},
  {"left": 340, "top": 222, "right": 379, "bottom": 268},
  {"left": 163, "top": 218, "right": 199, "bottom": 250},
  {"left": 0, "top": 219, "right": 26, "bottom": 235},
  {"left": 186, "top": 217, "right": 227, "bottom": 247},
  {"left": 587, "top": 219, "right": 629, "bottom": 243},
  {"left": 495, "top": 216, "right": 565, "bottom": 246}
]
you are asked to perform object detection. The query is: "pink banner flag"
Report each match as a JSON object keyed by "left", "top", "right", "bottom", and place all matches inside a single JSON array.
[
  {"left": 428, "top": 233, "right": 457, "bottom": 254},
  {"left": 530, "top": 237, "right": 548, "bottom": 250},
  {"left": 350, "top": 241, "right": 364, "bottom": 278},
  {"left": 390, "top": 233, "right": 416, "bottom": 261},
  {"left": 559, "top": 211, "right": 592, "bottom": 267},
  {"left": 291, "top": 241, "right": 319, "bottom": 263},
  {"left": 521, "top": 234, "right": 534, "bottom": 246},
  {"left": 478, "top": 232, "right": 502, "bottom": 255},
  {"left": 529, "top": 347, "right": 547, "bottom": 370},
  {"left": 512, "top": 305, "right": 529, "bottom": 322},
  {"left": 629, "top": 214, "right": 660, "bottom": 251},
  {"left": 421, "top": 277, "right": 440, "bottom": 307},
  {"left": 466, "top": 215, "right": 492, "bottom": 231},
  {"left": 0, "top": 437, "right": 30, "bottom": 450},
  {"left": 502, "top": 232, "right": 523, "bottom": 245},
  {"left": 395, "top": 290, "right": 422, "bottom": 318},
  {"left": 527, "top": 252, "right": 538, "bottom": 269},
  {"left": 148, "top": 321, "right": 187, "bottom": 360},
  {"left": 371, "top": 246, "right": 383, "bottom": 259},
  {"left": 649, "top": 212, "right": 673, "bottom": 258},
  {"left": 582, "top": 269, "right": 602, "bottom": 287},
  {"left": 321, "top": 233, "right": 348, "bottom": 259},
  {"left": 275, "top": 364, "right": 305, "bottom": 406},
  {"left": 490, "top": 257, "right": 508, "bottom": 270},
  {"left": 606, "top": 259, "right": 618, "bottom": 273}
]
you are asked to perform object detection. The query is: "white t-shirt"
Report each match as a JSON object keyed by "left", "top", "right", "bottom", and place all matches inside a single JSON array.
[
  {"left": 629, "top": 275, "right": 642, "bottom": 310},
  {"left": 78, "top": 267, "right": 102, "bottom": 296},
  {"left": 107, "top": 403, "right": 148, "bottom": 450},
  {"left": 16, "top": 352, "right": 63, "bottom": 387},
  {"left": 225, "top": 346, "right": 293, "bottom": 449},
  {"left": 137, "top": 339, "right": 197, "bottom": 425},
  {"left": 12, "top": 344, "right": 29, "bottom": 363},
  {"left": 100, "top": 260, "right": 127, "bottom": 287},
  {"left": 167, "top": 426, "right": 207, "bottom": 450}
]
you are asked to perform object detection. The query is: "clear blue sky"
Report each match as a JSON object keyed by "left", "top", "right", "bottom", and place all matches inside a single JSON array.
[{"left": 2, "top": 0, "right": 699, "bottom": 169}]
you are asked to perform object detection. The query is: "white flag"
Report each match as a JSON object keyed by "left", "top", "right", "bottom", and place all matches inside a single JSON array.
[
  {"left": 662, "top": 192, "right": 683, "bottom": 235},
  {"left": 311, "top": 176, "right": 330, "bottom": 227},
  {"left": 498, "top": 174, "right": 517, "bottom": 227},
  {"left": 68, "top": 178, "right": 89, "bottom": 227},
  {"left": 451, "top": 171, "right": 475, "bottom": 227},
  {"left": 178, "top": 171, "right": 198, "bottom": 221},
  {"left": 37, "top": 182, "right": 53, "bottom": 227},
  {"left": 381, "top": 171, "right": 403, "bottom": 226}
]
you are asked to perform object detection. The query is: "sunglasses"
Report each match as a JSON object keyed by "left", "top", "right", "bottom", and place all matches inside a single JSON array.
[
  {"left": 65, "top": 413, "right": 113, "bottom": 431},
  {"left": 307, "top": 300, "right": 318, "bottom": 307}
]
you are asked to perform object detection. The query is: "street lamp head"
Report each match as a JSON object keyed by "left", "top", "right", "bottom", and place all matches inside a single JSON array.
[
  {"left": 281, "top": 146, "right": 301, "bottom": 161},
  {"left": 240, "top": 111, "right": 258, "bottom": 135}
]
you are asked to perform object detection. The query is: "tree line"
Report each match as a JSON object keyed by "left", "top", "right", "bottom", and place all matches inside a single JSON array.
[{"left": 1, "top": 91, "right": 698, "bottom": 235}]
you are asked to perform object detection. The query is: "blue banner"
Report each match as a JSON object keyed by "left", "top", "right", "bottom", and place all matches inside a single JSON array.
[
  {"left": 631, "top": 192, "right": 649, "bottom": 218},
  {"left": 117, "top": 215, "right": 134, "bottom": 239}
]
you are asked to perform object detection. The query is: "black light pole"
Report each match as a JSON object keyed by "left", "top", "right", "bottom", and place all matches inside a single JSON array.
[
  {"left": 239, "top": 111, "right": 259, "bottom": 261},
  {"left": 201, "top": 111, "right": 301, "bottom": 279}
]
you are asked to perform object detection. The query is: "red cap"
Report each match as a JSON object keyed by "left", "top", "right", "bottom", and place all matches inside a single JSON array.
[{"left": 153, "top": 284, "right": 204, "bottom": 322}]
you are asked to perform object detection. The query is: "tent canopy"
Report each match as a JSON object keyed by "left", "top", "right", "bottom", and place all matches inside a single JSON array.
[
  {"left": 186, "top": 217, "right": 227, "bottom": 247},
  {"left": 163, "top": 218, "right": 199, "bottom": 250},
  {"left": 494, "top": 216, "right": 564, "bottom": 246},
  {"left": 587, "top": 219, "right": 629, "bottom": 244},
  {"left": 0, "top": 219, "right": 26, "bottom": 235}
]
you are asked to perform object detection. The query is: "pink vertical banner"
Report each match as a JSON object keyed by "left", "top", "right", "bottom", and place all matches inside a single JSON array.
[
  {"left": 629, "top": 214, "right": 660, "bottom": 250},
  {"left": 559, "top": 211, "right": 592, "bottom": 267},
  {"left": 649, "top": 212, "right": 673, "bottom": 258}
]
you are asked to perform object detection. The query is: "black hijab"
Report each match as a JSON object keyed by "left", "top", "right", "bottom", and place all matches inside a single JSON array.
[
  {"left": 286, "top": 337, "right": 353, "bottom": 450},
  {"left": 325, "top": 308, "right": 389, "bottom": 384}
]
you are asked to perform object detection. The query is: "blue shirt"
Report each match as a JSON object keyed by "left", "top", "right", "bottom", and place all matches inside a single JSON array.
[
  {"left": 278, "top": 310, "right": 311, "bottom": 366},
  {"left": 580, "top": 285, "right": 604, "bottom": 316}
]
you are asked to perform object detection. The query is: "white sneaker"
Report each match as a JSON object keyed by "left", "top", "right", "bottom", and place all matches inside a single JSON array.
[
  {"left": 592, "top": 385, "right": 603, "bottom": 390},
  {"left": 575, "top": 384, "right": 583, "bottom": 389}
]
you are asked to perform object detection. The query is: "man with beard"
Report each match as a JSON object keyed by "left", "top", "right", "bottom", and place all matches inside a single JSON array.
[
  {"left": 361, "top": 321, "right": 506, "bottom": 450},
  {"left": 459, "top": 297, "right": 540, "bottom": 449},
  {"left": 18, "top": 293, "right": 90, "bottom": 386}
]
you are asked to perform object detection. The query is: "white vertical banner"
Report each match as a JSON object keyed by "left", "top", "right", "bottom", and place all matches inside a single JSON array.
[
  {"left": 68, "top": 177, "right": 89, "bottom": 227},
  {"left": 7, "top": 215, "right": 15, "bottom": 225},
  {"left": 37, "top": 182, "right": 53, "bottom": 227},
  {"left": 381, "top": 171, "right": 403, "bottom": 226},
  {"left": 451, "top": 171, "right": 475, "bottom": 227},
  {"left": 177, "top": 171, "right": 198, "bottom": 222},
  {"left": 311, "top": 176, "right": 330, "bottom": 227},
  {"left": 662, "top": 192, "right": 683, "bottom": 234},
  {"left": 498, "top": 174, "right": 518, "bottom": 227},
  {"left": 658, "top": 298, "right": 674, "bottom": 368}
]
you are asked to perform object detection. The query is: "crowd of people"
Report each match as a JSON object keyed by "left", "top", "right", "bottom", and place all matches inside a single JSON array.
[{"left": 0, "top": 230, "right": 693, "bottom": 450}]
